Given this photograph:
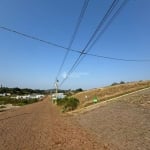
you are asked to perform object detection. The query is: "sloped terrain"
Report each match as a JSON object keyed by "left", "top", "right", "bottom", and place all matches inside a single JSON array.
[
  {"left": 74, "top": 88, "right": 150, "bottom": 150},
  {"left": 73, "top": 80, "right": 150, "bottom": 108}
]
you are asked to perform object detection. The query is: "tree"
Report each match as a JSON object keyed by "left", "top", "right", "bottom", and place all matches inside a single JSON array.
[
  {"left": 111, "top": 82, "right": 118, "bottom": 86},
  {"left": 75, "top": 88, "right": 83, "bottom": 92},
  {"left": 120, "top": 81, "right": 125, "bottom": 84}
]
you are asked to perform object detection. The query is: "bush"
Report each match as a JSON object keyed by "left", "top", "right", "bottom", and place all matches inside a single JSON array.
[
  {"left": 120, "top": 81, "right": 125, "bottom": 84},
  {"left": 75, "top": 88, "right": 83, "bottom": 93},
  {"left": 57, "top": 97, "right": 79, "bottom": 112},
  {"left": 56, "top": 98, "right": 66, "bottom": 106},
  {"left": 64, "top": 98, "right": 79, "bottom": 111},
  {"left": 111, "top": 81, "right": 125, "bottom": 86},
  {"left": 0, "top": 97, "right": 38, "bottom": 106},
  {"left": 111, "top": 82, "right": 118, "bottom": 86}
]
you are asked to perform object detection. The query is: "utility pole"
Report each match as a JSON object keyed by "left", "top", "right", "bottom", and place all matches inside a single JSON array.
[{"left": 54, "top": 79, "right": 59, "bottom": 102}]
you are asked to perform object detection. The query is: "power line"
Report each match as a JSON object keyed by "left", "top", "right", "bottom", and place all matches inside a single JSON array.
[
  {"left": 60, "top": 0, "right": 150, "bottom": 87},
  {"left": 59, "top": 53, "right": 84, "bottom": 87},
  {"left": 68, "top": 0, "right": 121, "bottom": 76},
  {"left": 82, "top": 0, "right": 119, "bottom": 51},
  {"left": 0, "top": 26, "right": 81, "bottom": 53},
  {"left": 55, "top": 0, "right": 90, "bottom": 80},
  {"left": 70, "top": 0, "right": 129, "bottom": 73},
  {"left": 0, "top": 25, "right": 149, "bottom": 64},
  {"left": 59, "top": 0, "right": 119, "bottom": 87},
  {"left": 87, "top": 0, "right": 129, "bottom": 53},
  {"left": 85, "top": 52, "right": 150, "bottom": 62},
  {"left": 60, "top": 50, "right": 150, "bottom": 87}
]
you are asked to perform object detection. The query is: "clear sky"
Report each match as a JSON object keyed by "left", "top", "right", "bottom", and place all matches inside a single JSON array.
[{"left": 0, "top": 0, "right": 150, "bottom": 90}]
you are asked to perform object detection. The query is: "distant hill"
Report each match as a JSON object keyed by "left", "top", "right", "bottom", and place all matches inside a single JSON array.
[{"left": 73, "top": 80, "right": 150, "bottom": 108}]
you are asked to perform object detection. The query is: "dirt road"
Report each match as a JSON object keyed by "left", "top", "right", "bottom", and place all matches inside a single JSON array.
[
  {"left": 0, "top": 97, "right": 101, "bottom": 150},
  {"left": 75, "top": 88, "right": 150, "bottom": 150},
  {"left": 0, "top": 88, "right": 150, "bottom": 150}
]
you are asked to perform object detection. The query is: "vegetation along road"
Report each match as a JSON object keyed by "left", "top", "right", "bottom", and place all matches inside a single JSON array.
[{"left": 0, "top": 88, "right": 150, "bottom": 150}]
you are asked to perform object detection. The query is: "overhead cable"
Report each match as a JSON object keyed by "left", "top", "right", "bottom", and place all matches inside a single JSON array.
[
  {"left": 59, "top": 0, "right": 119, "bottom": 87},
  {"left": 60, "top": 0, "right": 119, "bottom": 86},
  {"left": 55, "top": 0, "right": 90, "bottom": 80},
  {"left": 71, "top": 0, "right": 129, "bottom": 73},
  {"left": 85, "top": 53, "right": 150, "bottom": 62},
  {"left": 0, "top": 26, "right": 80, "bottom": 53},
  {"left": 0, "top": 25, "right": 149, "bottom": 64},
  {"left": 87, "top": 0, "right": 129, "bottom": 52}
]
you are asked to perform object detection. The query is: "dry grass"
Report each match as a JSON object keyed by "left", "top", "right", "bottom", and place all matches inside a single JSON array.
[{"left": 73, "top": 80, "right": 150, "bottom": 108}]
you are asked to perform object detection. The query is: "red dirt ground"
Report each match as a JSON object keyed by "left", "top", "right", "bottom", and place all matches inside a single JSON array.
[
  {"left": 0, "top": 88, "right": 150, "bottom": 150},
  {"left": 0, "top": 97, "right": 102, "bottom": 150}
]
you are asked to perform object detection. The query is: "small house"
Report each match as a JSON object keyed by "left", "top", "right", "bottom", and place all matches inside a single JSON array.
[{"left": 52, "top": 93, "right": 66, "bottom": 100}]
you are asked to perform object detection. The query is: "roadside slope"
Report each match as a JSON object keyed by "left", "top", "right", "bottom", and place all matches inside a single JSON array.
[
  {"left": 73, "top": 80, "right": 150, "bottom": 108},
  {"left": 74, "top": 88, "right": 150, "bottom": 150}
]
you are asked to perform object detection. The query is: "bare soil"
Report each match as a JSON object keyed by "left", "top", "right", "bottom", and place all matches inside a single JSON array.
[
  {"left": 0, "top": 97, "right": 102, "bottom": 150},
  {"left": 0, "top": 88, "right": 150, "bottom": 150},
  {"left": 74, "top": 88, "right": 150, "bottom": 150}
]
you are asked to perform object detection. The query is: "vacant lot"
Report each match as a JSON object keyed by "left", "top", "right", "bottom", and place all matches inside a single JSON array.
[{"left": 74, "top": 88, "right": 150, "bottom": 150}]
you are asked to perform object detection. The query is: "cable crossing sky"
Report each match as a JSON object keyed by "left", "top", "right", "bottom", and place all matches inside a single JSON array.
[
  {"left": 69, "top": 0, "right": 130, "bottom": 75},
  {"left": 0, "top": 0, "right": 150, "bottom": 89},
  {"left": 59, "top": 0, "right": 120, "bottom": 87},
  {"left": 55, "top": 0, "right": 90, "bottom": 82},
  {"left": 0, "top": 25, "right": 149, "bottom": 63}
]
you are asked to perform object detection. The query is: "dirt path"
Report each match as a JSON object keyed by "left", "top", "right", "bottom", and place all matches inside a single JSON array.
[
  {"left": 74, "top": 88, "right": 150, "bottom": 150},
  {"left": 0, "top": 97, "right": 102, "bottom": 150},
  {"left": 1, "top": 89, "right": 150, "bottom": 150}
]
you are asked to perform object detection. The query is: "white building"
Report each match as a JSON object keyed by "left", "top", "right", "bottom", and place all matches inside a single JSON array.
[
  {"left": 16, "top": 94, "right": 44, "bottom": 100},
  {"left": 29, "top": 94, "right": 44, "bottom": 99},
  {"left": 52, "top": 93, "right": 66, "bottom": 100},
  {"left": 0, "top": 93, "right": 11, "bottom": 97}
]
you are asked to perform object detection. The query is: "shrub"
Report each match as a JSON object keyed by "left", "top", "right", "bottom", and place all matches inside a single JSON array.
[
  {"left": 120, "top": 81, "right": 125, "bottom": 84},
  {"left": 64, "top": 98, "right": 79, "bottom": 111},
  {"left": 111, "top": 82, "right": 118, "bottom": 86},
  {"left": 57, "top": 97, "right": 79, "bottom": 112},
  {"left": 75, "top": 88, "right": 83, "bottom": 93},
  {"left": 57, "top": 98, "right": 66, "bottom": 106}
]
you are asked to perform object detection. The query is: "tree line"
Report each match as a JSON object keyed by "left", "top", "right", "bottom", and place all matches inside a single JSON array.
[{"left": 0, "top": 87, "right": 46, "bottom": 95}]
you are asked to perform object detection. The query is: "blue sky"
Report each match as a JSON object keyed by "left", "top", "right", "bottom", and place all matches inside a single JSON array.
[{"left": 0, "top": 0, "right": 150, "bottom": 90}]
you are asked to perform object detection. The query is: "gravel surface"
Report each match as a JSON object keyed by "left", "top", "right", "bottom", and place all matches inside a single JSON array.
[
  {"left": 74, "top": 88, "right": 150, "bottom": 150},
  {"left": 0, "top": 97, "right": 102, "bottom": 150}
]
